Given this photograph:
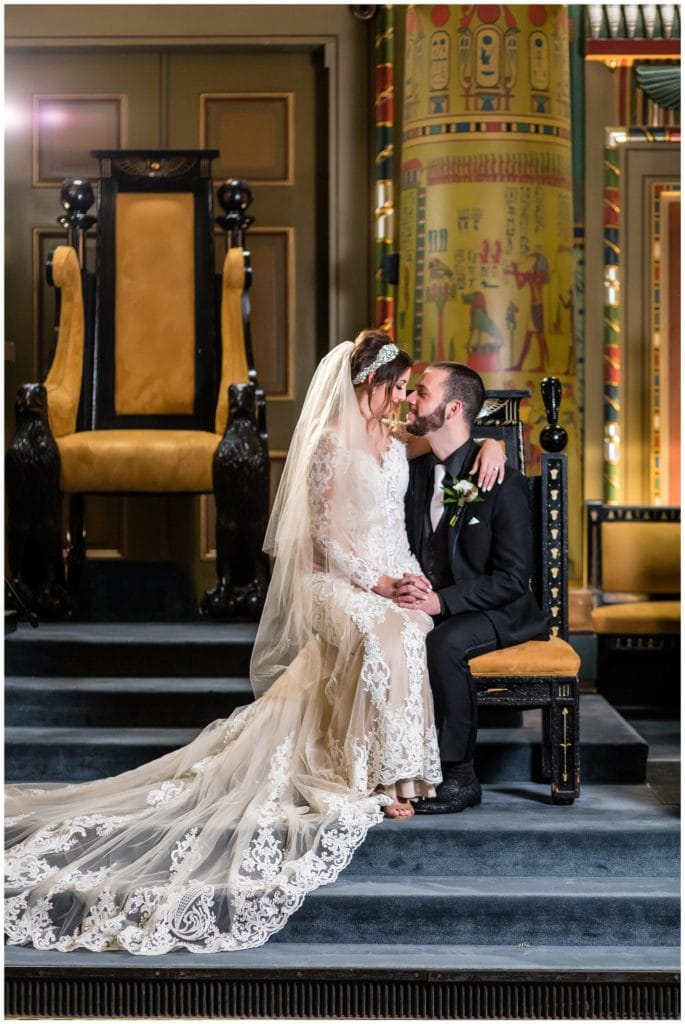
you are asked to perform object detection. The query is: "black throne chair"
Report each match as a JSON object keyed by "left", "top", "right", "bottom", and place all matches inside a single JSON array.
[
  {"left": 469, "top": 378, "right": 581, "bottom": 805},
  {"left": 6, "top": 150, "right": 269, "bottom": 620}
]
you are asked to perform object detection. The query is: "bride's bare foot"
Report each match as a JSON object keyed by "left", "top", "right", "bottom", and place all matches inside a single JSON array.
[{"left": 383, "top": 798, "right": 414, "bottom": 819}]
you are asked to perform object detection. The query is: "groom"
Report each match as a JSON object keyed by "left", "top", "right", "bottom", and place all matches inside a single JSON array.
[{"left": 396, "top": 362, "right": 548, "bottom": 813}]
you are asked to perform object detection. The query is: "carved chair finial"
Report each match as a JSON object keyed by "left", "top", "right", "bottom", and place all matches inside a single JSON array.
[
  {"left": 539, "top": 376, "right": 568, "bottom": 453},
  {"left": 58, "top": 178, "right": 96, "bottom": 266},
  {"left": 216, "top": 179, "right": 255, "bottom": 247}
]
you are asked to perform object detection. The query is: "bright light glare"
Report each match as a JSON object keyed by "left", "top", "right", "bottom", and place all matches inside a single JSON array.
[
  {"left": 40, "top": 107, "right": 68, "bottom": 126},
  {"left": 4, "top": 105, "right": 27, "bottom": 130}
]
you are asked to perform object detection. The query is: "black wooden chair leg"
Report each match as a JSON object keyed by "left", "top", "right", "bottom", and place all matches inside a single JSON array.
[
  {"left": 66, "top": 493, "right": 86, "bottom": 596},
  {"left": 541, "top": 705, "right": 552, "bottom": 782},
  {"left": 201, "top": 383, "right": 270, "bottom": 621},
  {"left": 5, "top": 383, "right": 70, "bottom": 620},
  {"left": 548, "top": 684, "right": 580, "bottom": 804}
]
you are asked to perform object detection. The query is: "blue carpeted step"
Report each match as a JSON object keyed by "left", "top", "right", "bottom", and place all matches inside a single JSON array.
[
  {"left": 2, "top": 779, "right": 676, "bottom": 882},
  {"left": 5, "top": 676, "right": 519, "bottom": 729},
  {"left": 4, "top": 694, "right": 647, "bottom": 784},
  {"left": 5, "top": 726, "right": 199, "bottom": 783},
  {"left": 272, "top": 875, "right": 679, "bottom": 947},
  {"left": 344, "top": 785, "right": 679, "bottom": 878},
  {"left": 5, "top": 622, "right": 257, "bottom": 678},
  {"left": 5, "top": 677, "right": 253, "bottom": 728}
]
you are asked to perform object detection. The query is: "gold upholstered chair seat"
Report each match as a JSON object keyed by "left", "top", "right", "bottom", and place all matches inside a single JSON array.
[
  {"left": 591, "top": 600, "right": 680, "bottom": 636},
  {"left": 469, "top": 637, "right": 581, "bottom": 678},
  {"left": 57, "top": 430, "right": 221, "bottom": 494}
]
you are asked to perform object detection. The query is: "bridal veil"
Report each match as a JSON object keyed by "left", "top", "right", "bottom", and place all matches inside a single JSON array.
[{"left": 5, "top": 340, "right": 440, "bottom": 954}]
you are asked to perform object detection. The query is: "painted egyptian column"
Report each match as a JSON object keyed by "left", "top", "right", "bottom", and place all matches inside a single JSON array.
[{"left": 398, "top": 3, "right": 580, "bottom": 577}]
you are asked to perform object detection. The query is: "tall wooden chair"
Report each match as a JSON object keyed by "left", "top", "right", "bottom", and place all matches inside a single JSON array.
[
  {"left": 6, "top": 150, "right": 269, "bottom": 620},
  {"left": 469, "top": 378, "right": 581, "bottom": 804}
]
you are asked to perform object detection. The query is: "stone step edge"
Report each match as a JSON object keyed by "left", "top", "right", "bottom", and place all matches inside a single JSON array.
[
  {"left": 290, "top": 875, "right": 680, "bottom": 897},
  {"left": 3, "top": 723, "right": 648, "bottom": 746},
  {"left": 4, "top": 943, "right": 681, "bottom": 973},
  {"left": 6, "top": 623, "right": 258, "bottom": 644},
  {"left": 5, "top": 787, "right": 678, "bottom": 833},
  {"left": 5, "top": 677, "right": 252, "bottom": 692}
]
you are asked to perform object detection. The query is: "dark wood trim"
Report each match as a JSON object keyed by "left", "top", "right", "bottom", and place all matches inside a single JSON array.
[{"left": 586, "top": 39, "right": 681, "bottom": 58}]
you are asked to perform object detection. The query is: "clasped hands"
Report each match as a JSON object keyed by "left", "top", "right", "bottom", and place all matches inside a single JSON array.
[{"left": 373, "top": 573, "right": 440, "bottom": 615}]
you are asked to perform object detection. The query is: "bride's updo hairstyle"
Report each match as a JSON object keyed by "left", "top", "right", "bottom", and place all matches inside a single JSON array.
[{"left": 351, "top": 329, "right": 412, "bottom": 416}]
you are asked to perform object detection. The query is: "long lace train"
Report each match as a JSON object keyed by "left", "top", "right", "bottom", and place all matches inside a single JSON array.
[{"left": 5, "top": 434, "right": 441, "bottom": 954}]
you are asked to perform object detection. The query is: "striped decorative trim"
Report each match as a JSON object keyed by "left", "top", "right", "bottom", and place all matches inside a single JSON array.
[
  {"left": 649, "top": 180, "right": 681, "bottom": 503},
  {"left": 602, "top": 142, "right": 621, "bottom": 503},
  {"left": 404, "top": 120, "right": 571, "bottom": 141}
]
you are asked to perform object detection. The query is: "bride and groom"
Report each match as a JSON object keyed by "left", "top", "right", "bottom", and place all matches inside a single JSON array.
[{"left": 5, "top": 330, "right": 547, "bottom": 954}]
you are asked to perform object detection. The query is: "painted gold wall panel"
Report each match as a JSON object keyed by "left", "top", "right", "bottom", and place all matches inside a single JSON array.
[{"left": 201, "top": 94, "right": 293, "bottom": 184}]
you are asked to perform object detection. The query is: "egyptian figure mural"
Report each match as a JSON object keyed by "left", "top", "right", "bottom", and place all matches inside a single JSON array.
[{"left": 398, "top": 4, "right": 580, "bottom": 576}]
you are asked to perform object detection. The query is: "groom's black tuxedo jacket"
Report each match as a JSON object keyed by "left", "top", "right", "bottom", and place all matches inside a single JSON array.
[{"left": 405, "top": 439, "right": 549, "bottom": 649}]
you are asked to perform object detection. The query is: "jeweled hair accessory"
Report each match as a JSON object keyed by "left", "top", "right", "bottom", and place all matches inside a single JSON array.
[{"left": 351, "top": 342, "right": 400, "bottom": 386}]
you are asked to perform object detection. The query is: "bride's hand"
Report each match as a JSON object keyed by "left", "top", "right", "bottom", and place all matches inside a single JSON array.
[
  {"left": 372, "top": 575, "right": 401, "bottom": 600},
  {"left": 394, "top": 573, "right": 440, "bottom": 614},
  {"left": 471, "top": 438, "right": 506, "bottom": 490}
]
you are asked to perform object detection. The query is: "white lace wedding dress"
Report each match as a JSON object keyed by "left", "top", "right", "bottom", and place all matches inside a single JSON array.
[{"left": 5, "top": 434, "right": 441, "bottom": 954}]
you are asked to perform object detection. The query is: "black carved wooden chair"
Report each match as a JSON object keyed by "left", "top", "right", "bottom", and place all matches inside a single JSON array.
[
  {"left": 587, "top": 500, "right": 680, "bottom": 712},
  {"left": 468, "top": 379, "right": 581, "bottom": 804},
  {"left": 6, "top": 150, "right": 269, "bottom": 620}
]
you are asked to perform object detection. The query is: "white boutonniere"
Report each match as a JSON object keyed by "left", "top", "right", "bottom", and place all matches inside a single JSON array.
[{"left": 442, "top": 477, "right": 485, "bottom": 527}]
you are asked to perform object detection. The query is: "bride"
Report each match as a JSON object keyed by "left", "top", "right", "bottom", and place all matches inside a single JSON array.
[{"left": 5, "top": 330, "right": 503, "bottom": 954}]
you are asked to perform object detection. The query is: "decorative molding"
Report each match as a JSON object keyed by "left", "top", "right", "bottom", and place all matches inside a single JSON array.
[
  {"left": 250, "top": 227, "right": 296, "bottom": 401},
  {"left": 200, "top": 93, "right": 294, "bottom": 185},
  {"left": 585, "top": 4, "right": 681, "bottom": 48},
  {"left": 601, "top": 128, "right": 680, "bottom": 504},
  {"left": 649, "top": 183, "right": 680, "bottom": 503},
  {"left": 215, "top": 226, "right": 295, "bottom": 401},
  {"left": 635, "top": 64, "right": 681, "bottom": 110},
  {"left": 31, "top": 94, "right": 127, "bottom": 187}
]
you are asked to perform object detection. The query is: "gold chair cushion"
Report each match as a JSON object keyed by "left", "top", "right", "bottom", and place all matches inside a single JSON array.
[
  {"left": 591, "top": 600, "right": 681, "bottom": 635},
  {"left": 44, "top": 246, "right": 85, "bottom": 438},
  {"left": 600, "top": 521, "right": 680, "bottom": 594},
  {"left": 469, "top": 637, "right": 580, "bottom": 678},
  {"left": 57, "top": 430, "right": 220, "bottom": 493}
]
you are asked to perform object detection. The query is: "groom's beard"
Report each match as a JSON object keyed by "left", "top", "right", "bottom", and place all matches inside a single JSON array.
[{"left": 406, "top": 400, "right": 448, "bottom": 436}]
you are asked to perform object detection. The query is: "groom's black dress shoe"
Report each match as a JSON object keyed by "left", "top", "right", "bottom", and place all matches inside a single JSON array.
[{"left": 414, "top": 761, "right": 482, "bottom": 814}]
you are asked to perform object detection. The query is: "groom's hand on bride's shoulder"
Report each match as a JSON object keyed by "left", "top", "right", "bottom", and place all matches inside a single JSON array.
[{"left": 394, "top": 573, "right": 441, "bottom": 615}]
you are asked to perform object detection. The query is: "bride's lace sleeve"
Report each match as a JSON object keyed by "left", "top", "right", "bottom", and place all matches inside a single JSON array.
[{"left": 308, "top": 432, "right": 380, "bottom": 591}]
